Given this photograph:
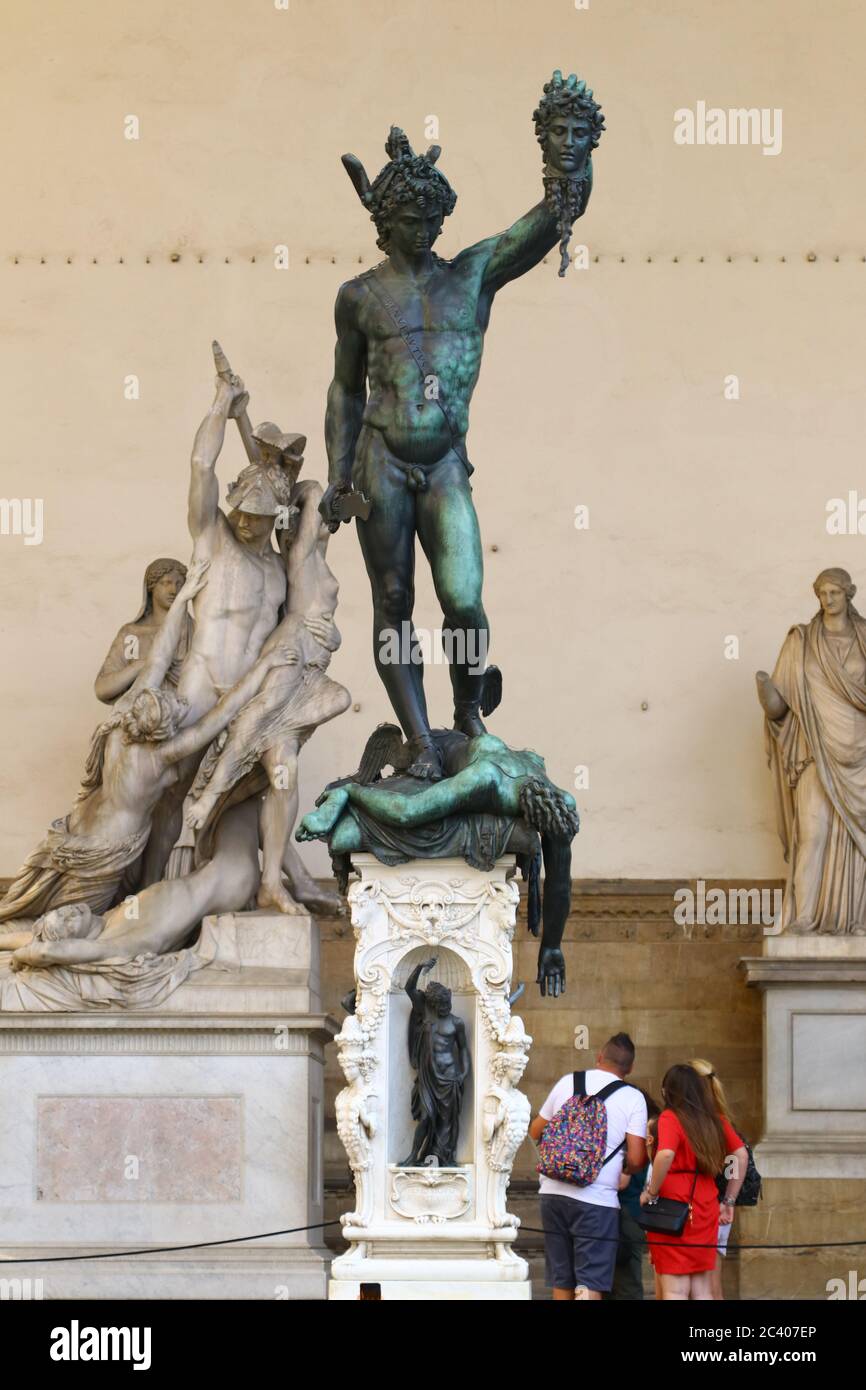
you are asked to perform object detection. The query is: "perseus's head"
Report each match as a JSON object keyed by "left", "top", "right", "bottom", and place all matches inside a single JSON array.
[
  {"left": 533, "top": 70, "right": 605, "bottom": 178},
  {"left": 341, "top": 127, "right": 457, "bottom": 255}
]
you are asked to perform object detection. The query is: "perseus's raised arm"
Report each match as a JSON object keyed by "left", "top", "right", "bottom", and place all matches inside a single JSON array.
[
  {"left": 480, "top": 158, "right": 593, "bottom": 295},
  {"left": 480, "top": 71, "right": 603, "bottom": 292}
]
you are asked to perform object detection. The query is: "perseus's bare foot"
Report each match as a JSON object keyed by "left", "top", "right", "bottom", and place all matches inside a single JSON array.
[
  {"left": 186, "top": 792, "right": 217, "bottom": 831},
  {"left": 257, "top": 881, "right": 308, "bottom": 915},
  {"left": 406, "top": 735, "right": 443, "bottom": 782},
  {"left": 296, "top": 787, "right": 350, "bottom": 841}
]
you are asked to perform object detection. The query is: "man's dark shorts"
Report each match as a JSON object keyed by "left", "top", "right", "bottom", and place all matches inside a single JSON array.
[{"left": 541, "top": 1193, "right": 620, "bottom": 1293}]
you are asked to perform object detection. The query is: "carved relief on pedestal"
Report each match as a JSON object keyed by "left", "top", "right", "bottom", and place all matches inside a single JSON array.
[
  {"left": 348, "top": 874, "right": 519, "bottom": 949},
  {"left": 388, "top": 1166, "right": 472, "bottom": 1224},
  {"left": 337, "top": 859, "right": 531, "bottom": 1255}
]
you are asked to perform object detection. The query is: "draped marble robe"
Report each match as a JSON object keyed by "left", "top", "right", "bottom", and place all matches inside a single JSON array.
[{"left": 765, "top": 612, "right": 866, "bottom": 934}]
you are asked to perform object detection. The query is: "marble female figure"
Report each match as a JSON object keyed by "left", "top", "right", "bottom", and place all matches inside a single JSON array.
[
  {"left": 757, "top": 567, "right": 866, "bottom": 934},
  {"left": 94, "top": 558, "right": 193, "bottom": 704}
]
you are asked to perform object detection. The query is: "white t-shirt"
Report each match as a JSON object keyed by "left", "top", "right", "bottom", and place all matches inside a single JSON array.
[{"left": 538, "top": 1069, "right": 648, "bottom": 1208}]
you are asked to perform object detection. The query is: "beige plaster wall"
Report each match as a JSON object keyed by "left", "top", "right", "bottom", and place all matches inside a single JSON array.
[{"left": 0, "top": 0, "right": 863, "bottom": 879}]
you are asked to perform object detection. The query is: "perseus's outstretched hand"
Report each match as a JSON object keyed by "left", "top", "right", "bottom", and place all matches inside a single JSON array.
[{"left": 537, "top": 945, "right": 566, "bottom": 998}]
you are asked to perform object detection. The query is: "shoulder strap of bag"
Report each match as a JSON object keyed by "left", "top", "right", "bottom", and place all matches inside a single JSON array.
[
  {"left": 584, "top": 1076, "right": 629, "bottom": 1169},
  {"left": 361, "top": 269, "right": 469, "bottom": 466},
  {"left": 595, "top": 1078, "right": 628, "bottom": 1103},
  {"left": 572, "top": 1070, "right": 587, "bottom": 1098}
]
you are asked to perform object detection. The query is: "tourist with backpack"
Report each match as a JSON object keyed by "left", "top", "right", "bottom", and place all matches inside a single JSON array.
[
  {"left": 638, "top": 1063, "right": 748, "bottom": 1300},
  {"left": 529, "top": 1033, "right": 649, "bottom": 1300},
  {"left": 690, "top": 1056, "right": 762, "bottom": 1299}
]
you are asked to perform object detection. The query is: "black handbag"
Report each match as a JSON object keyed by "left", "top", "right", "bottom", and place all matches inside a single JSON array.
[
  {"left": 716, "top": 1141, "right": 763, "bottom": 1207},
  {"left": 636, "top": 1171, "right": 698, "bottom": 1236}
]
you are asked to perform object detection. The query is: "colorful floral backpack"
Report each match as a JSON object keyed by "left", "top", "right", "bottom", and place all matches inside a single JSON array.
[{"left": 537, "top": 1071, "right": 627, "bottom": 1186}]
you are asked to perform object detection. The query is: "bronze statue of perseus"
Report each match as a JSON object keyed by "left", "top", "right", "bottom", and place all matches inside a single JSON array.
[{"left": 321, "top": 72, "right": 605, "bottom": 782}]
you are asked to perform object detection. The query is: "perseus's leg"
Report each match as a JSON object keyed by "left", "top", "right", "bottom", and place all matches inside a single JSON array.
[
  {"left": 354, "top": 432, "right": 439, "bottom": 777},
  {"left": 416, "top": 455, "right": 490, "bottom": 737}
]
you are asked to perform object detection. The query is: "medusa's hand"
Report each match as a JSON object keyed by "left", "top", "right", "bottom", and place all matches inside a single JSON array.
[{"left": 537, "top": 945, "right": 565, "bottom": 998}]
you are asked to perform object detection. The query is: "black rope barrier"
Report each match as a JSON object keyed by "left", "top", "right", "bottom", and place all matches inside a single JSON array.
[{"left": 2, "top": 1219, "right": 865, "bottom": 1264}]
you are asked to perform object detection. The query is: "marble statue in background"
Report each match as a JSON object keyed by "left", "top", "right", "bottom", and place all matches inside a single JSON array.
[
  {"left": 399, "top": 957, "right": 470, "bottom": 1169},
  {"left": 0, "top": 561, "right": 293, "bottom": 931},
  {"left": 143, "top": 342, "right": 350, "bottom": 915},
  {"left": 3, "top": 799, "right": 260, "bottom": 980},
  {"left": 319, "top": 71, "right": 604, "bottom": 781},
  {"left": 758, "top": 566, "right": 866, "bottom": 935},
  {"left": 0, "top": 343, "right": 352, "bottom": 994},
  {"left": 141, "top": 348, "right": 302, "bottom": 884},
  {"left": 94, "top": 558, "right": 194, "bottom": 704},
  {"left": 186, "top": 476, "right": 351, "bottom": 916}
]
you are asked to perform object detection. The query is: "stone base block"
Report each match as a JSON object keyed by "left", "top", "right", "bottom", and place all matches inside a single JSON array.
[
  {"left": 329, "top": 1277, "right": 532, "bottom": 1301},
  {"left": 0, "top": 911, "right": 337, "bottom": 1300},
  {"left": 742, "top": 939, "right": 866, "bottom": 1179},
  {"left": 735, "top": 1177, "right": 866, "bottom": 1299},
  {"left": 3, "top": 1247, "right": 331, "bottom": 1301}
]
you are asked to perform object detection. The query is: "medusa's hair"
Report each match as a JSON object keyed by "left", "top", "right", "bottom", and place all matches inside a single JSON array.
[
  {"left": 518, "top": 776, "right": 580, "bottom": 840},
  {"left": 532, "top": 69, "right": 605, "bottom": 153},
  {"left": 342, "top": 127, "right": 457, "bottom": 253}
]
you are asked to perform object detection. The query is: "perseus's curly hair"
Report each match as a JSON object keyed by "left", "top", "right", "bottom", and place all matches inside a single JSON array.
[
  {"left": 518, "top": 776, "right": 580, "bottom": 840},
  {"left": 532, "top": 70, "right": 605, "bottom": 153},
  {"left": 368, "top": 128, "right": 457, "bottom": 253}
]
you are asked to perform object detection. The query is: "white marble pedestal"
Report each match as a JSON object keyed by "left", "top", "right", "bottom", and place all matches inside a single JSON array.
[
  {"left": 742, "top": 935, "right": 866, "bottom": 1178},
  {"left": 329, "top": 855, "right": 533, "bottom": 1301},
  {"left": 0, "top": 912, "right": 337, "bottom": 1299}
]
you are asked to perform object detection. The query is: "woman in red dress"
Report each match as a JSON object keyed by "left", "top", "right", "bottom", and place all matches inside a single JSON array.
[{"left": 640, "top": 1064, "right": 747, "bottom": 1300}]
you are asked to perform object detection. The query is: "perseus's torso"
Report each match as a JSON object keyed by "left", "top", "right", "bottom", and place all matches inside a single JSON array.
[{"left": 357, "top": 256, "right": 489, "bottom": 464}]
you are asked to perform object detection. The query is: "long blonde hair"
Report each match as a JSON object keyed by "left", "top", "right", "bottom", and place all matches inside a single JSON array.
[{"left": 690, "top": 1057, "right": 732, "bottom": 1123}]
